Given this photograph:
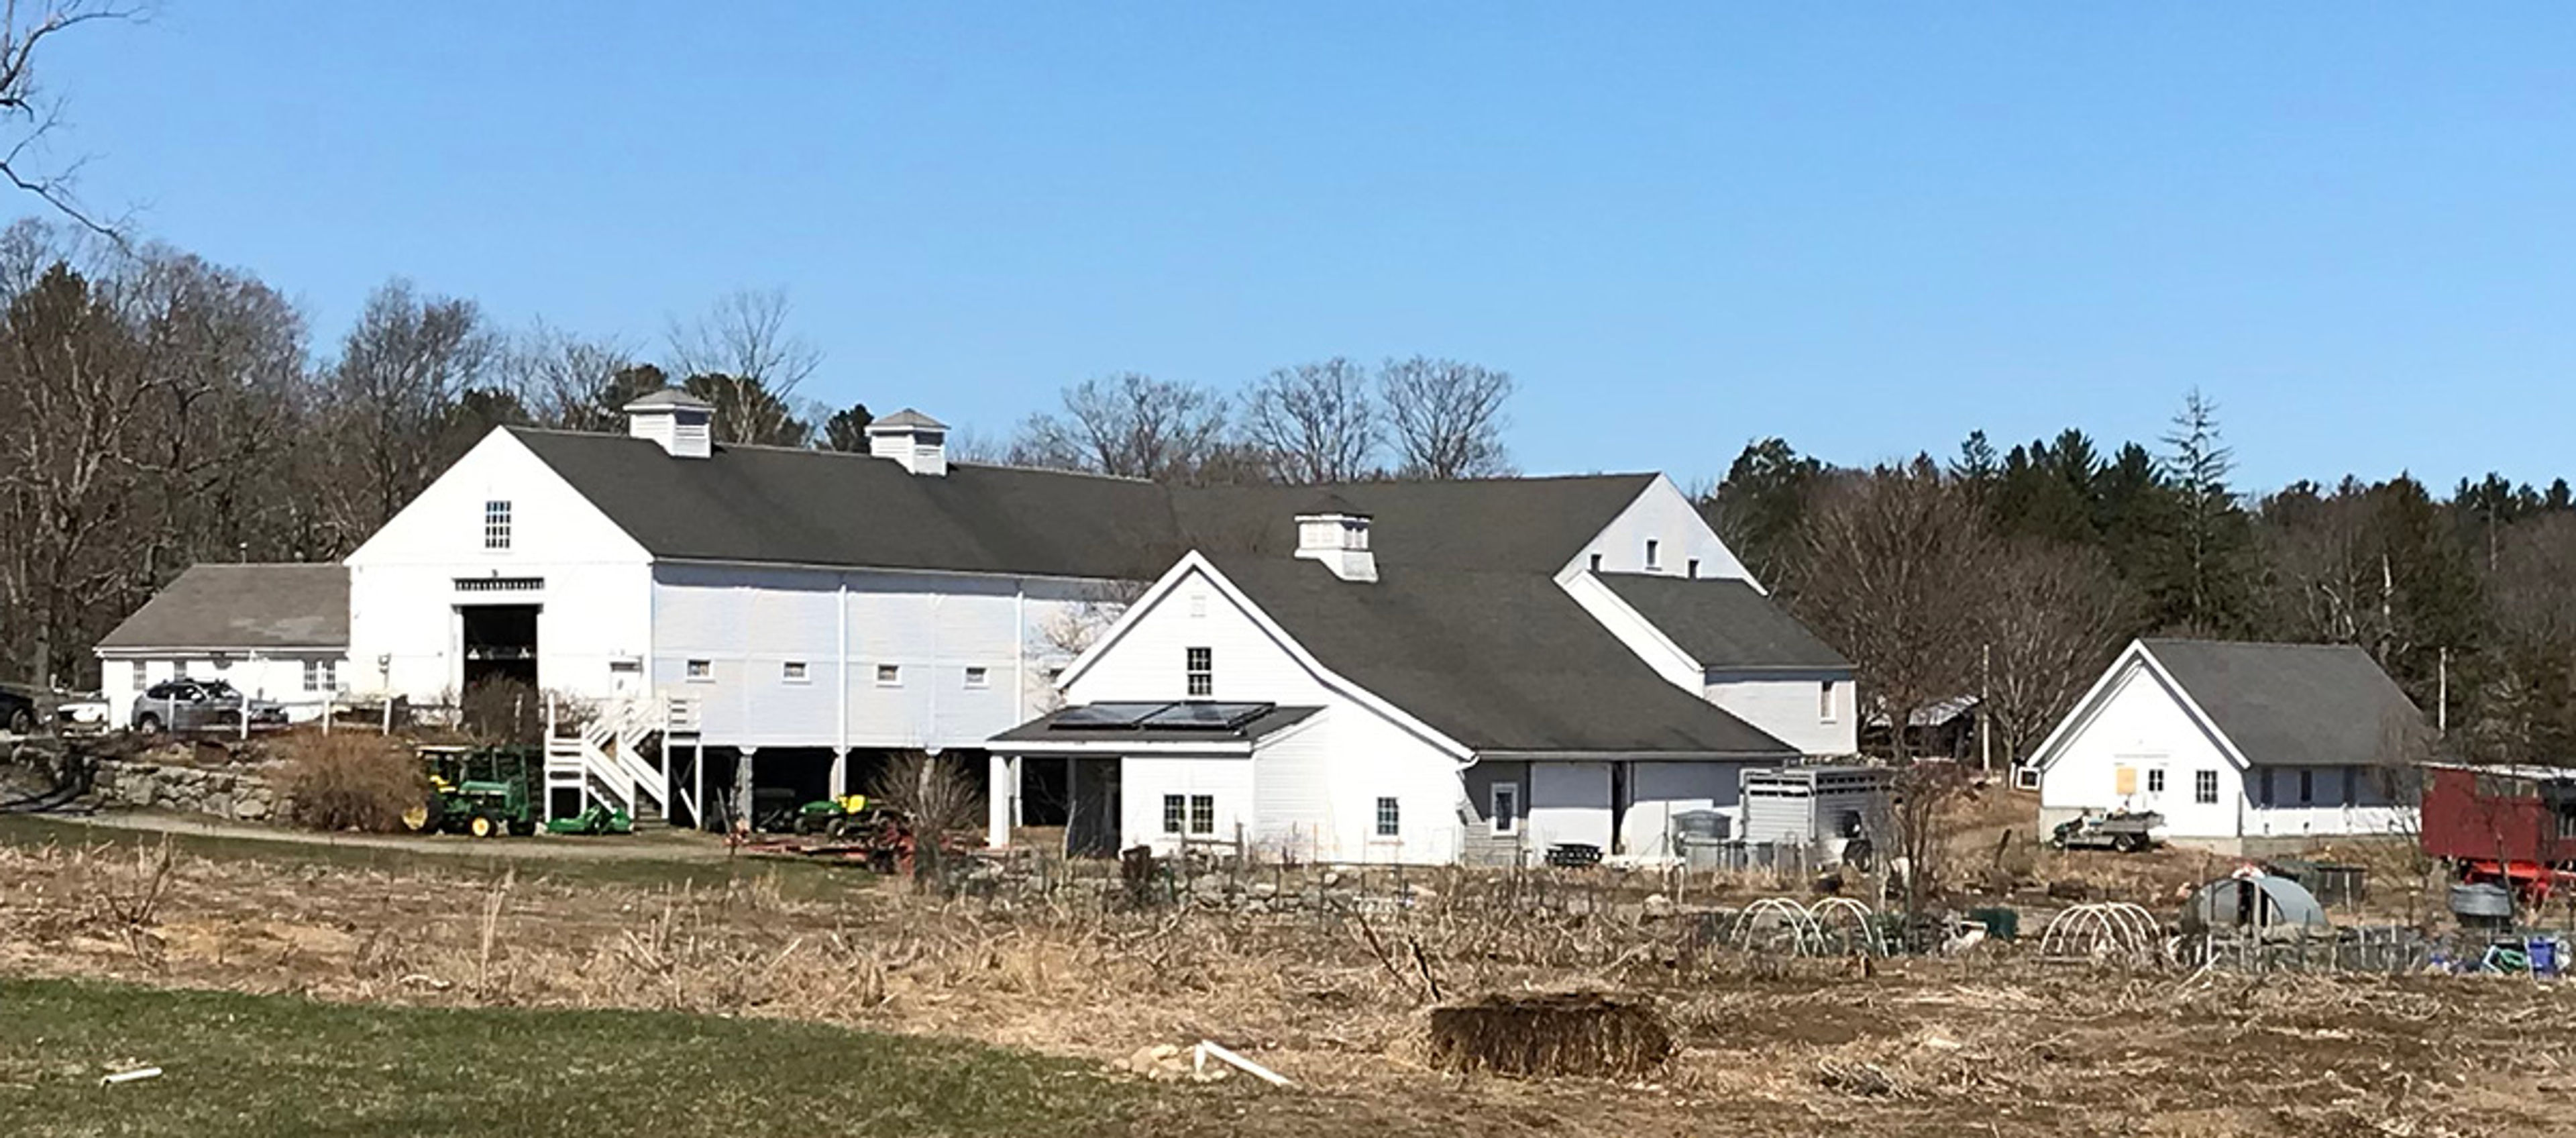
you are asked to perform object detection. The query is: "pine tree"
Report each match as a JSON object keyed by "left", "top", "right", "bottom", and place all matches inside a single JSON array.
[{"left": 2156, "top": 389, "right": 2254, "bottom": 634}]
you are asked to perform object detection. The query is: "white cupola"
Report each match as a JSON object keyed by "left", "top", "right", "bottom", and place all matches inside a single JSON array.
[
  {"left": 623, "top": 388, "right": 715, "bottom": 458},
  {"left": 866, "top": 408, "right": 949, "bottom": 476},
  {"left": 1294, "top": 494, "right": 1376, "bottom": 582}
]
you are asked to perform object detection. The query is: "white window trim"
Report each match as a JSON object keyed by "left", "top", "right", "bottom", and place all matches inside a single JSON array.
[
  {"left": 2195, "top": 768, "right": 2219, "bottom": 805},
  {"left": 1373, "top": 795, "right": 1401, "bottom": 839},
  {"left": 1187, "top": 793, "right": 1216, "bottom": 836},
  {"left": 685, "top": 660, "right": 713, "bottom": 683},
  {"left": 1185, "top": 646, "right": 1212, "bottom": 699},
  {"left": 1161, "top": 794, "right": 1186, "bottom": 835},
  {"left": 963, "top": 666, "right": 989, "bottom": 690},
  {"left": 1490, "top": 782, "right": 1518, "bottom": 836},
  {"left": 1644, "top": 538, "right": 1661, "bottom": 570},
  {"left": 782, "top": 661, "right": 810, "bottom": 684},
  {"left": 1819, "top": 680, "right": 1839, "bottom": 723},
  {"left": 875, "top": 664, "right": 903, "bottom": 688},
  {"left": 484, "top": 499, "right": 513, "bottom": 551}
]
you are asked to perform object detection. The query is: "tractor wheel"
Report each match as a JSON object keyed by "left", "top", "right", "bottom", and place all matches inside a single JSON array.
[
  {"left": 400, "top": 803, "right": 432, "bottom": 833},
  {"left": 470, "top": 815, "right": 497, "bottom": 839}
]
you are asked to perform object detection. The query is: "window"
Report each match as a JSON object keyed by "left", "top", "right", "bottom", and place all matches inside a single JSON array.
[
  {"left": 782, "top": 661, "right": 809, "bottom": 684},
  {"left": 876, "top": 664, "right": 902, "bottom": 687},
  {"left": 1375, "top": 796, "right": 1401, "bottom": 837},
  {"left": 302, "top": 660, "right": 337, "bottom": 692},
  {"left": 484, "top": 500, "right": 512, "bottom": 550},
  {"left": 2298, "top": 769, "right": 2314, "bottom": 805},
  {"left": 1589, "top": 553, "right": 1603, "bottom": 572},
  {"left": 965, "top": 666, "right": 989, "bottom": 689},
  {"left": 1491, "top": 784, "right": 1518, "bottom": 835},
  {"left": 1645, "top": 539, "right": 1661, "bottom": 569},
  {"left": 1819, "top": 680, "right": 1837, "bottom": 722},
  {"left": 2195, "top": 770, "right": 2219, "bottom": 805},
  {"left": 129, "top": 660, "right": 146, "bottom": 690},
  {"left": 2257, "top": 768, "right": 2275, "bottom": 807},
  {"left": 1686, "top": 558, "right": 1701, "bottom": 578},
  {"left": 1185, "top": 647, "right": 1212, "bottom": 698},
  {"left": 1188, "top": 794, "right": 1215, "bottom": 835},
  {"left": 2147, "top": 768, "right": 2165, "bottom": 794},
  {"left": 685, "top": 660, "right": 712, "bottom": 682},
  {"left": 1162, "top": 794, "right": 1185, "bottom": 835},
  {"left": 1189, "top": 593, "right": 1208, "bottom": 618}
]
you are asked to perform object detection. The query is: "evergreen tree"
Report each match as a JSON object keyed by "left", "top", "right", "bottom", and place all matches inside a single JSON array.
[{"left": 2154, "top": 389, "right": 2255, "bottom": 634}]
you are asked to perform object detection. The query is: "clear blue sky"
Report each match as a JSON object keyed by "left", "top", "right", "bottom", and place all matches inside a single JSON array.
[{"left": 52, "top": 3, "right": 2576, "bottom": 493}]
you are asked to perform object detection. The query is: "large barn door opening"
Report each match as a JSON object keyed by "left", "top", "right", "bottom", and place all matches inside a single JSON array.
[
  {"left": 1065, "top": 757, "right": 1121, "bottom": 858},
  {"left": 460, "top": 605, "right": 540, "bottom": 692}
]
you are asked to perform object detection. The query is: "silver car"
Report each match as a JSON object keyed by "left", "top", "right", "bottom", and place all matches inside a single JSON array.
[{"left": 129, "top": 678, "right": 287, "bottom": 735}]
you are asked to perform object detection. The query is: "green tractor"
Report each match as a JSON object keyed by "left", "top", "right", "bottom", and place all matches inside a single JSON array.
[{"left": 402, "top": 746, "right": 539, "bottom": 838}]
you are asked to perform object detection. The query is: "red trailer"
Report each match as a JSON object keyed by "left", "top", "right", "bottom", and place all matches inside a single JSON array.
[{"left": 2420, "top": 764, "right": 2576, "bottom": 900}]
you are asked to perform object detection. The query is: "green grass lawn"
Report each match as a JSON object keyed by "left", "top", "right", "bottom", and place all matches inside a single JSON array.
[{"left": 0, "top": 978, "right": 1157, "bottom": 1137}]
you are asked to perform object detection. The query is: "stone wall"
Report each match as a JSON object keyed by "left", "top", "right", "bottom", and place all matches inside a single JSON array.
[{"left": 87, "top": 754, "right": 286, "bottom": 823}]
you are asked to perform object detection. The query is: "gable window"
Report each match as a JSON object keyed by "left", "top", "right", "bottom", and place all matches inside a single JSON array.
[
  {"left": 1819, "top": 680, "right": 1838, "bottom": 723},
  {"left": 1686, "top": 558, "right": 1701, "bottom": 578},
  {"left": 1644, "top": 539, "right": 1661, "bottom": 570},
  {"left": 1189, "top": 593, "right": 1208, "bottom": 619},
  {"left": 876, "top": 664, "right": 902, "bottom": 687},
  {"left": 1162, "top": 794, "right": 1185, "bottom": 835},
  {"left": 2195, "top": 770, "right": 2219, "bottom": 805},
  {"left": 685, "top": 660, "right": 712, "bottom": 682},
  {"left": 1490, "top": 784, "right": 1518, "bottom": 835},
  {"left": 782, "top": 661, "right": 809, "bottom": 684},
  {"left": 1185, "top": 647, "right": 1213, "bottom": 698},
  {"left": 1188, "top": 794, "right": 1215, "bottom": 835},
  {"left": 965, "top": 666, "right": 989, "bottom": 689},
  {"left": 1375, "top": 796, "right": 1401, "bottom": 837},
  {"left": 1589, "top": 553, "right": 1603, "bottom": 572},
  {"left": 484, "top": 500, "right": 513, "bottom": 550},
  {"left": 2147, "top": 768, "right": 2165, "bottom": 794}
]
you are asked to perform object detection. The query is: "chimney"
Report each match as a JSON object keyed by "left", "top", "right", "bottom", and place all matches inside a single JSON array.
[
  {"left": 866, "top": 408, "right": 949, "bottom": 476},
  {"left": 1294, "top": 495, "right": 1376, "bottom": 582},
  {"left": 623, "top": 389, "right": 715, "bottom": 458}
]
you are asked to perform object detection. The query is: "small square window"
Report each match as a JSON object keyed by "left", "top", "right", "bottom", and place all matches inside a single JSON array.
[
  {"left": 685, "top": 660, "right": 712, "bottom": 682},
  {"left": 2195, "top": 770, "right": 2219, "bottom": 805},
  {"left": 1588, "top": 553, "right": 1603, "bottom": 572},
  {"left": 1375, "top": 796, "right": 1401, "bottom": 837},
  {"left": 1185, "top": 647, "right": 1212, "bottom": 698},
  {"left": 876, "top": 664, "right": 902, "bottom": 687},
  {"left": 1162, "top": 794, "right": 1185, "bottom": 835},
  {"left": 1686, "top": 558, "right": 1701, "bottom": 578},
  {"left": 1188, "top": 794, "right": 1215, "bottom": 835},
  {"left": 1645, "top": 539, "right": 1661, "bottom": 569},
  {"left": 2147, "top": 769, "right": 2165, "bottom": 794},
  {"left": 964, "top": 666, "right": 989, "bottom": 689},
  {"left": 484, "top": 500, "right": 513, "bottom": 550},
  {"left": 782, "top": 661, "right": 809, "bottom": 683}
]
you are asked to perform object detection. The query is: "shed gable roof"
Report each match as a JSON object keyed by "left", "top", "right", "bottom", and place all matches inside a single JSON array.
[
  {"left": 2137, "top": 639, "right": 2428, "bottom": 769},
  {"left": 1596, "top": 574, "right": 1849, "bottom": 672},
  {"left": 96, "top": 564, "right": 349, "bottom": 652}
]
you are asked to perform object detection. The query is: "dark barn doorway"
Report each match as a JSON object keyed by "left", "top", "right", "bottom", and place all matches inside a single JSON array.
[{"left": 460, "top": 605, "right": 539, "bottom": 690}]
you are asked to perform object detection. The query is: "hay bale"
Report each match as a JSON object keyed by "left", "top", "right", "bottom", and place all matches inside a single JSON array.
[{"left": 1424, "top": 992, "right": 1671, "bottom": 1078}]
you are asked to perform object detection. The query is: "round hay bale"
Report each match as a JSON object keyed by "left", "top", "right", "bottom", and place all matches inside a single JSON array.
[{"left": 1424, "top": 992, "right": 1671, "bottom": 1078}]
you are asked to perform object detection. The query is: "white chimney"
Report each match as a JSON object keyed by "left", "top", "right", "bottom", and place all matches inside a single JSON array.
[
  {"left": 866, "top": 408, "right": 949, "bottom": 476},
  {"left": 623, "top": 389, "right": 714, "bottom": 458},
  {"left": 1294, "top": 496, "right": 1376, "bottom": 582}
]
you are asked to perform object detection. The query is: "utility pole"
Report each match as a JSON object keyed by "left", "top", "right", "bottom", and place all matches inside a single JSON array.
[
  {"left": 2437, "top": 647, "right": 2449, "bottom": 736},
  {"left": 1979, "top": 642, "right": 1992, "bottom": 774}
]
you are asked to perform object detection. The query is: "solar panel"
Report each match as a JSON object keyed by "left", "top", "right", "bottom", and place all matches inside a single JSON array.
[
  {"left": 1140, "top": 702, "right": 1276, "bottom": 730},
  {"left": 1051, "top": 703, "right": 1170, "bottom": 729}
]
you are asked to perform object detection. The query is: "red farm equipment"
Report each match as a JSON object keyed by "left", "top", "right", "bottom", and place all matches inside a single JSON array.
[{"left": 2419, "top": 763, "right": 2576, "bottom": 904}]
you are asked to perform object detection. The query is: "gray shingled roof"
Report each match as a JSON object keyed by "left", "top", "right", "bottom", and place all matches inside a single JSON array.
[
  {"left": 1597, "top": 574, "right": 1850, "bottom": 672},
  {"left": 871, "top": 408, "right": 947, "bottom": 430},
  {"left": 96, "top": 564, "right": 348, "bottom": 652},
  {"left": 623, "top": 389, "right": 712, "bottom": 411},
  {"left": 510, "top": 427, "right": 1657, "bottom": 580},
  {"left": 2141, "top": 639, "right": 2427, "bottom": 768},
  {"left": 1212, "top": 556, "right": 1799, "bottom": 758}
]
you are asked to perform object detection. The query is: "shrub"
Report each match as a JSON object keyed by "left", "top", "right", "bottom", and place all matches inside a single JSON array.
[{"left": 276, "top": 732, "right": 426, "bottom": 833}]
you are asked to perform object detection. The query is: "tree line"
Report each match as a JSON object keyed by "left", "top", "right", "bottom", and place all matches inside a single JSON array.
[
  {"left": 0, "top": 220, "right": 1525, "bottom": 688},
  {"left": 1712, "top": 391, "right": 2576, "bottom": 766}
]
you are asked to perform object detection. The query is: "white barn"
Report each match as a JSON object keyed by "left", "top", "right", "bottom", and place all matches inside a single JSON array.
[
  {"left": 988, "top": 497, "right": 1860, "bottom": 866},
  {"left": 2031, "top": 638, "right": 2425, "bottom": 852}
]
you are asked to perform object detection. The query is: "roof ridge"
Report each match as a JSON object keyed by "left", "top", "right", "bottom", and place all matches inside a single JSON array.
[{"left": 2143, "top": 637, "right": 2369, "bottom": 652}]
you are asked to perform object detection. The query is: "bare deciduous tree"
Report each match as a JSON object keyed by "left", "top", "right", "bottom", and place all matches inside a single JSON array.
[
  {"left": 665, "top": 288, "right": 822, "bottom": 446},
  {"left": 0, "top": 2, "right": 140, "bottom": 240},
  {"left": 1976, "top": 541, "right": 2135, "bottom": 768},
  {"left": 1242, "top": 357, "right": 1377, "bottom": 484},
  {"left": 314, "top": 278, "right": 497, "bottom": 546},
  {"left": 1010, "top": 372, "right": 1230, "bottom": 482},
  {"left": 1789, "top": 460, "right": 1992, "bottom": 761},
  {"left": 1378, "top": 355, "right": 1513, "bottom": 479},
  {"left": 865, "top": 750, "right": 985, "bottom": 888},
  {"left": 505, "top": 322, "right": 646, "bottom": 432}
]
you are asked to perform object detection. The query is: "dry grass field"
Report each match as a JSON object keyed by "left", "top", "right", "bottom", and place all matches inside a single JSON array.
[{"left": 4, "top": 811, "right": 2574, "bottom": 1136}]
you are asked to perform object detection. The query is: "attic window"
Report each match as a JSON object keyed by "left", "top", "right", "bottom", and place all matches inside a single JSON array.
[
  {"left": 1185, "top": 647, "right": 1213, "bottom": 698},
  {"left": 1686, "top": 558, "right": 1701, "bottom": 578},
  {"left": 484, "top": 501, "right": 512, "bottom": 550},
  {"left": 1645, "top": 539, "right": 1661, "bottom": 570},
  {"left": 1589, "top": 553, "right": 1603, "bottom": 572}
]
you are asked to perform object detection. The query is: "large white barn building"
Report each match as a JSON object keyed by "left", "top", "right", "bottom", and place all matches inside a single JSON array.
[{"left": 97, "top": 391, "right": 1864, "bottom": 858}]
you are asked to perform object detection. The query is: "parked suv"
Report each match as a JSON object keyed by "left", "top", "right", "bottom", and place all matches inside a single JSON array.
[{"left": 129, "top": 678, "right": 287, "bottom": 735}]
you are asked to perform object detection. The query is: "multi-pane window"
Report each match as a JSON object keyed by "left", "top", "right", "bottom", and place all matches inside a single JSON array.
[
  {"left": 2147, "top": 768, "right": 2165, "bottom": 794},
  {"left": 782, "top": 661, "right": 808, "bottom": 683},
  {"left": 1375, "top": 796, "right": 1401, "bottom": 837},
  {"left": 1188, "top": 794, "right": 1215, "bottom": 835},
  {"left": 1491, "top": 784, "right": 1517, "bottom": 835},
  {"left": 130, "top": 660, "right": 147, "bottom": 690},
  {"left": 2195, "top": 770, "right": 2219, "bottom": 805},
  {"left": 1185, "top": 647, "right": 1213, "bottom": 698},
  {"left": 1162, "top": 794, "right": 1186, "bottom": 835},
  {"left": 484, "top": 501, "right": 512, "bottom": 550},
  {"left": 303, "top": 660, "right": 337, "bottom": 692}
]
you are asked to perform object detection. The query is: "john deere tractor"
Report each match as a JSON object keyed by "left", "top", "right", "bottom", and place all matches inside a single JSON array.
[{"left": 402, "top": 746, "right": 538, "bottom": 838}]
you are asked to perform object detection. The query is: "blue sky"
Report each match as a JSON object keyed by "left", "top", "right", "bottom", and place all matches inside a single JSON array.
[{"left": 51, "top": 3, "right": 2576, "bottom": 492}]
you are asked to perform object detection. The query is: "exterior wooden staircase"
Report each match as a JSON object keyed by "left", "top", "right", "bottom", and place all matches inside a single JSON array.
[{"left": 543, "top": 696, "right": 674, "bottom": 823}]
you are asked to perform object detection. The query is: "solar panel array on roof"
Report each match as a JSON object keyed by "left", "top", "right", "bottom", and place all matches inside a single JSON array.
[{"left": 1049, "top": 701, "right": 1277, "bottom": 731}]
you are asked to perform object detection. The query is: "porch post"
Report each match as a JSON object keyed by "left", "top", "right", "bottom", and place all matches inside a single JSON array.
[
  {"left": 987, "top": 752, "right": 1018, "bottom": 848},
  {"left": 734, "top": 746, "right": 757, "bottom": 832},
  {"left": 830, "top": 749, "right": 849, "bottom": 798}
]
